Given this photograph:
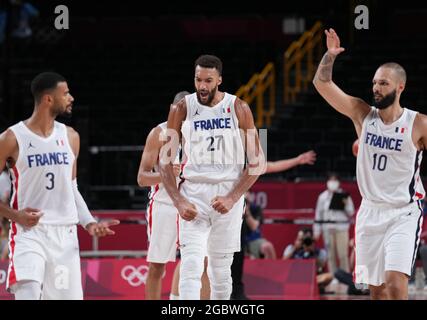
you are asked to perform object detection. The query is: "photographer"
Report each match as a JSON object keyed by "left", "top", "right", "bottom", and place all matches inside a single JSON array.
[
  {"left": 284, "top": 228, "right": 333, "bottom": 293},
  {"left": 313, "top": 173, "right": 355, "bottom": 274},
  {"left": 244, "top": 192, "right": 276, "bottom": 259}
]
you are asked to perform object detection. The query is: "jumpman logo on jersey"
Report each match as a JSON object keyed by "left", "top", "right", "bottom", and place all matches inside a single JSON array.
[
  {"left": 28, "top": 141, "right": 35, "bottom": 149},
  {"left": 193, "top": 109, "right": 200, "bottom": 117},
  {"left": 369, "top": 121, "right": 376, "bottom": 127}
]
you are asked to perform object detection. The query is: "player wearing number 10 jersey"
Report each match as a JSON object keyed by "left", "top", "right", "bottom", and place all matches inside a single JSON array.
[{"left": 313, "top": 28, "right": 425, "bottom": 300}]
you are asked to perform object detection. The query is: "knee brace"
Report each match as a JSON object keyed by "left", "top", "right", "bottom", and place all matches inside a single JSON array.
[
  {"left": 207, "top": 252, "right": 234, "bottom": 300},
  {"left": 179, "top": 244, "right": 205, "bottom": 300}
]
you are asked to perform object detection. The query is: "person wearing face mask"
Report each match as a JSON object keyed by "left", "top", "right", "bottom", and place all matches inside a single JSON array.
[{"left": 313, "top": 172, "right": 355, "bottom": 275}]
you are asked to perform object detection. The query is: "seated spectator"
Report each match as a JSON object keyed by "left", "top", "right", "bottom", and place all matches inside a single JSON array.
[
  {"left": 283, "top": 228, "right": 333, "bottom": 293},
  {"left": 282, "top": 229, "right": 306, "bottom": 260},
  {"left": 244, "top": 192, "right": 276, "bottom": 259},
  {"left": 333, "top": 238, "right": 369, "bottom": 295}
]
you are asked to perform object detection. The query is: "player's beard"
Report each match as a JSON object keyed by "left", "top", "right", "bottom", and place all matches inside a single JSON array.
[
  {"left": 52, "top": 103, "right": 72, "bottom": 118},
  {"left": 372, "top": 89, "right": 397, "bottom": 110},
  {"left": 196, "top": 87, "right": 216, "bottom": 106},
  {"left": 61, "top": 108, "right": 72, "bottom": 118}
]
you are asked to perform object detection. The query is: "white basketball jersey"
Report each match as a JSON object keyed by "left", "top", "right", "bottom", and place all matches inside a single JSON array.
[
  {"left": 357, "top": 107, "right": 425, "bottom": 207},
  {"left": 8, "top": 121, "right": 79, "bottom": 224},
  {"left": 181, "top": 92, "right": 245, "bottom": 183},
  {"left": 148, "top": 122, "right": 180, "bottom": 206}
]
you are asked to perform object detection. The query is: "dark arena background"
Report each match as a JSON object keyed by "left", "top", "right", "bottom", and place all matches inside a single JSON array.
[{"left": 1, "top": 0, "right": 427, "bottom": 306}]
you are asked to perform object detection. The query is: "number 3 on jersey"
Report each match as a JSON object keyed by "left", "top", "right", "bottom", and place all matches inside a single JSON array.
[
  {"left": 372, "top": 153, "right": 387, "bottom": 171},
  {"left": 46, "top": 172, "right": 55, "bottom": 190}
]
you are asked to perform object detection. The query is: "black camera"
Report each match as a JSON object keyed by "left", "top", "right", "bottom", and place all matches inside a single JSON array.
[{"left": 303, "top": 236, "right": 313, "bottom": 246}]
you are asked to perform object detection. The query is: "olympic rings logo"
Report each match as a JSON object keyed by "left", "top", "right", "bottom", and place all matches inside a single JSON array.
[{"left": 121, "top": 265, "right": 149, "bottom": 287}]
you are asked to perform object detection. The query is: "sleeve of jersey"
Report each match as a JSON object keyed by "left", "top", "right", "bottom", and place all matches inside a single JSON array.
[{"left": 72, "top": 179, "right": 97, "bottom": 228}]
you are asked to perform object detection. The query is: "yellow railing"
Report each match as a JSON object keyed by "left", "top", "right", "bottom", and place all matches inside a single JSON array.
[
  {"left": 236, "top": 62, "right": 275, "bottom": 128},
  {"left": 284, "top": 21, "right": 323, "bottom": 104},
  {"left": 235, "top": 21, "right": 322, "bottom": 127}
]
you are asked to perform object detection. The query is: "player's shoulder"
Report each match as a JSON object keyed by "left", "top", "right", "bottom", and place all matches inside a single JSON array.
[
  {"left": 65, "top": 125, "right": 79, "bottom": 136},
  {"left": 65, "top": 125, "right": 80, "bottom": 145},
  {"left": 168, "top": 98, "right": 187, "bottom": 122},
  {"left": 0, "top": 127, "right": 18, "bottom": 145},
  {"left": 150, "top": 124, "right": 164, "bottom": 138},
  {"left": 171, "top": 97, "right": 187, "bottom": 111},
  {"left": 415, "top": 111, "right": 427, "bottom": 120},
  {"left": 413, "top": 111, "right": 427, "bottom": 128},
  {"left": 234, "top": 97, "right": 250, "bottom": 113},
  {"left": 0, "top": 128, "right": 19, "bottom": 156},
  {"left": 145, "top": 125, "right": 164, "bottom": 146},
  {"left": 234, "top": 97, "right": 253, "bottom": 124},
  {"left": 234, "top": 97, "right": 249, "bottom": 109}
]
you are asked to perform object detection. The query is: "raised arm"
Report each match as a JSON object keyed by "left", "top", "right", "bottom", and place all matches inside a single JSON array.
[{"left": 313, "top": 28, "right": 371, "bottom": 136}]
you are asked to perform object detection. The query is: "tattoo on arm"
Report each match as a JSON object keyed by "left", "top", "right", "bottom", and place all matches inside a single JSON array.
[{"left": 315, "top": 53, "right": 336, "bottom": 82}]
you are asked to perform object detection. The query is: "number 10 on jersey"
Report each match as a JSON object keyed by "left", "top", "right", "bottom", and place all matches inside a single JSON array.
[{"left": 372, "top": 153, "right": 387, "bottom": 171}]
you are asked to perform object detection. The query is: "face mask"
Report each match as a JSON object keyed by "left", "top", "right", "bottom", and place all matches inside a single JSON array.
[{"left": 327, "top": 180, "right": 339, "bottom": 192}]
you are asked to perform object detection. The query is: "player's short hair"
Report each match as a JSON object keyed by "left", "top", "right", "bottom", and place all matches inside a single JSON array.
[
  {"left": 173, "top": 91, "right": 190, "bottom": 104},
  {"left": 31, "top": 72, "right": 66, "bottom": 104},
  {"left": 195, "top": 55, "right": 223, "bottom": 75},
  {"left": 379, "top": 62, "right": 407, "bottom": 84}
]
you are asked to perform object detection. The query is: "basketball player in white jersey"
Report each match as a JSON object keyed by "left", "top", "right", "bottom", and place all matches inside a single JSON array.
[
  {"left": 0, "top": 72, "right": 119, "bottom": 299},
  {"left": 313, "top": 29, "right": 425, "bottom": 299},
  {"left": 140, "top": 90, "right": 316, "bottom": 300},
  {"left": 137, "top": 91, "right": 210, "bottom": 300},
  {"left": 159, "top": 55, "right": 266, "bottom": 300}
]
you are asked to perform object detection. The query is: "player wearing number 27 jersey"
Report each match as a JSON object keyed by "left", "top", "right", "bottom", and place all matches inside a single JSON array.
[{"left": 160, "top": 55, "right": 265, "bottom": 300}]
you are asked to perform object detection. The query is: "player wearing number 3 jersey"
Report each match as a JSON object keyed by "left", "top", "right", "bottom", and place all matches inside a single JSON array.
[{"left": 0, "top": 72, "right": 119, "bottom": 300}]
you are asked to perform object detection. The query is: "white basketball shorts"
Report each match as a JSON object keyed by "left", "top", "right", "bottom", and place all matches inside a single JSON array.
[
  {"left": 179, "top": 180, "right": 245, "bottom": 254},
  {"left": 7, "top": 223, "right": 83, "bottom": 299},
  {"left": 146, "top": 200, "right": 178, "bottom": 264},
  {"left": 354, "top": 199, "right": 423, "bottom": 286}
]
